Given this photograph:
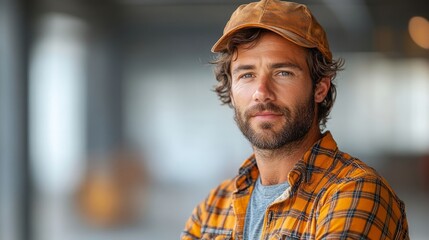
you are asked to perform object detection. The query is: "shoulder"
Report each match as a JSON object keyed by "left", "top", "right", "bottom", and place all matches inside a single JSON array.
[
  {"left": 315, "top": 151, "right": 409, "bottom": 239},
  {"left": 204, "top": 178, "right": 237, "bottom": 208},
  {"left": 326, "top": 150, "right": 402, "bottom": 203},
  {"left": 322, "top": 150, "right": 386, "bottom": 186}
]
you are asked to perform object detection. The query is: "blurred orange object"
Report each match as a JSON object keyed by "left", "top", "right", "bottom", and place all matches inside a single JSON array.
[{"left": 76, "top": 149, "right": 148, "bottom": 228}]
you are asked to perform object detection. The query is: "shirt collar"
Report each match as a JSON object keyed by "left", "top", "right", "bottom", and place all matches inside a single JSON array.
[
  {"left": 289, "top": 131, "right": 339, "bottom": 187},
  {"left": 234, "top": 131, "right": 338, "bottom": 192}
]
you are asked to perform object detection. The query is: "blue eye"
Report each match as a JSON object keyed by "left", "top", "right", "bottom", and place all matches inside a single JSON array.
[
  {"left": 241, "top": 73, "right": 254, "bottom": 79},
  {"left": 278, "top": 71, "right": 292, "bottom": 76}
]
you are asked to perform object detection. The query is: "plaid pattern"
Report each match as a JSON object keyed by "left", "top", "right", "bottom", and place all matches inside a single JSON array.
[{"left": 181, "top": 132, "right": 409, "bottom": 240}]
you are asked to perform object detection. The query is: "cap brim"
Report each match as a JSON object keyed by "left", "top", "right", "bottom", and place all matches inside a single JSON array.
[{"left": 211, "top": 24, "right": 317, "bottom": 53}]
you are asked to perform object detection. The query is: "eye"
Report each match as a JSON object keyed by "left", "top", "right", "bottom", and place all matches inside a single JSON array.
[
  {"left": 240, "top": 73, "right": 255, "bottom": 79},
  {"left": 277, "top": 71, "right": 293, "bottom": 77}
]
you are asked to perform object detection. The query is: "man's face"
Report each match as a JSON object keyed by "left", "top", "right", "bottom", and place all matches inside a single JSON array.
[{"left": 230, "top": 32, "right": 316, "bottom": 150}]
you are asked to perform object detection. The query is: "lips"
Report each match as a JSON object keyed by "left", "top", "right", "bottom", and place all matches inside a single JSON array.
[
  {"left": 251, "top": 111, "right": 283, "bottom": 121},
  {"left": 244, "top": 103, "right": 288, "bottom": 121},
  {"left": 253, "top": 111, "right": 283, "bottom": 117}
]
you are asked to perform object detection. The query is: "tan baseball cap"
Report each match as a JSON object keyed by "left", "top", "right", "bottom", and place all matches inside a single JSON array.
[{"left": 211, "top": 0, "right": 332, "bottom": 61}]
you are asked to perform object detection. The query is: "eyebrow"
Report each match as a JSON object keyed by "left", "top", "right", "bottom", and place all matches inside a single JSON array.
[
  {"left": 270, "top": 62, "right": 303, "bottom": 71},
  {"left": 232, "top": 65, "right": 255, "bottom": 75},
  {"left": 232, "top": 62, "right": 303, "bottom": 75}
]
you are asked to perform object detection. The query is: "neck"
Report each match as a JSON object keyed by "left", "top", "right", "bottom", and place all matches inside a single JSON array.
[{"left": 254, "top": 127, "right": 322, "bottom": 186}]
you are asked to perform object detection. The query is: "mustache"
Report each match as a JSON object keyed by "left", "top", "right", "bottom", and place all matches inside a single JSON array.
[{"left": 244, "top": 103, "right": 289, "bottom": 119}]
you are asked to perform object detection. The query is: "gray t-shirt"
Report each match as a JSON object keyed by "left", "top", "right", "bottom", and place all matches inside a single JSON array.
[{"left": 243, "top": 177, "right": 290, "bottom": 240}]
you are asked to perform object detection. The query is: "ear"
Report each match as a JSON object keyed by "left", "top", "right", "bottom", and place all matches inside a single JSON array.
[{"left": 314, "top": 77, "right": 331, "bottom": 103}]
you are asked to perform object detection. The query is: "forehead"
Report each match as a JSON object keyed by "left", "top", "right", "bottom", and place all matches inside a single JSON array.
[{"left": 232, "top": 31, "right": 309, "bottom": 66}]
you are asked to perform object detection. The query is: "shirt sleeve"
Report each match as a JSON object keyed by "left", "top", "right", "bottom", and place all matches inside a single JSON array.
[{"left": 316, "top": 177, "right": 409, "bottom": 240}]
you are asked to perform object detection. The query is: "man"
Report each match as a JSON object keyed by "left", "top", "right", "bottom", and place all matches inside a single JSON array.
[{"left": 181, "top": 0, "right": 409, "bottom": 239}]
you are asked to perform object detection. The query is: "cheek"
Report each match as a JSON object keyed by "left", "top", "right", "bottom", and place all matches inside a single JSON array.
[
  {"left": 231, "top": 82, "right": 255, "bottom": 104},
  {"left": 277, "top": 84, "right": 308, "bottom": 103}
]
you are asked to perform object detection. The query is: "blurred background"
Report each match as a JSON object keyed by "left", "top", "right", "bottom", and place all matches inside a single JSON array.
[{"left": 1, "top": 0, "right": 429, "bottom": 239}]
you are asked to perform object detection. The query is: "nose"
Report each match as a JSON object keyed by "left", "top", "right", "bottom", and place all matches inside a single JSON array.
[{"left": 252, "top": 76, "right": 275, "bottom": 103}]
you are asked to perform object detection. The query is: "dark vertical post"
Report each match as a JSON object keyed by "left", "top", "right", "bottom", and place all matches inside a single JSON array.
[
  {"left": 0, "top": 0, "right": 33, "bottom": 238},
  {"left": 19, "top": 0, "right": 33, "bottom": 239}
]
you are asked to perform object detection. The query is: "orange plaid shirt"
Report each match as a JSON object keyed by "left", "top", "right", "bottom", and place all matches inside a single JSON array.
[{"left": 181, "top": 132, "right": 409, "bottom": 240}]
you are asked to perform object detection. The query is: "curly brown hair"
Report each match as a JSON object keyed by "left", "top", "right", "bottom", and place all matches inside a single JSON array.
[{"left": 212, "top": 28, "right": 344, "bottom": 129}]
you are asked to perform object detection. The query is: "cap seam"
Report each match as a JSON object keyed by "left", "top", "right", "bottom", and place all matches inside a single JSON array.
[
  {"left": 259, "top": 0, "right": 270, "bottom": 23},
  {"left": 303, "top": 7, "right": 313, "bottom": 42}
]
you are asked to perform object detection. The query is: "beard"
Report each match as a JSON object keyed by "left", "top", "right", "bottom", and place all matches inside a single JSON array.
[{"left": 234, "top": 94, "right": 315, "bottom": 150}]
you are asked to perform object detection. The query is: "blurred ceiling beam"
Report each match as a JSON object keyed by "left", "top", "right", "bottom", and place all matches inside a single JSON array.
[{"left": 322, "top": 0, "right": 373, "bottom": 35}]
